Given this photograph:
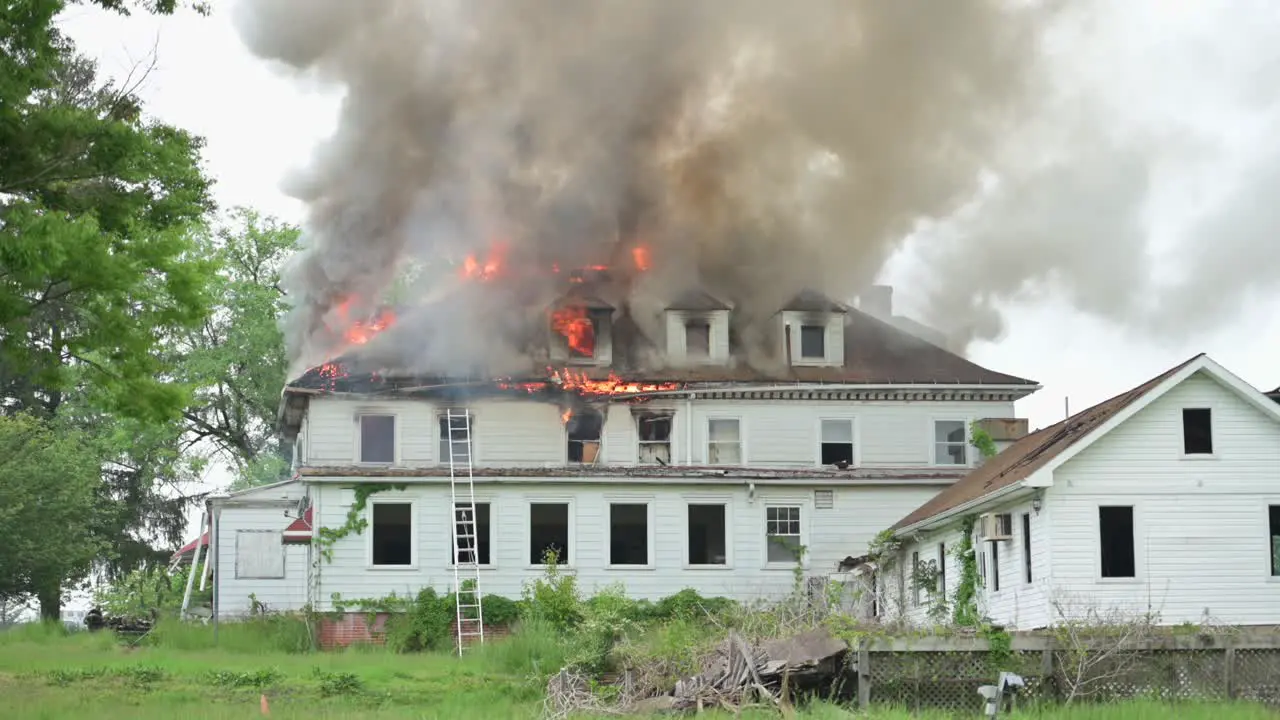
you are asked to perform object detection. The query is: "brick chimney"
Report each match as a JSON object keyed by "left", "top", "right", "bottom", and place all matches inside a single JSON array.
[{"left": 859, "top": 285, "right": 893, "bottom": 319}]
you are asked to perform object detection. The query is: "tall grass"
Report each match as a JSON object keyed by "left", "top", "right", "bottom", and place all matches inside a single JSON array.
[{"left": 144, "top": 616, "right": 314, "bottom": 653}]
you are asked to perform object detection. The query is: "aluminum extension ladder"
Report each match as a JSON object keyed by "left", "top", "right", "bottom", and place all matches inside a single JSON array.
[{"left": 446, "top": 408, "right": 484, "bottom": 655}]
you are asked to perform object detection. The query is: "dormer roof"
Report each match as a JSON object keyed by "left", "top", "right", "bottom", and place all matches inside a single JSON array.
[
  {"left": 783, "top": 289, "right": 848, "bottom": 313},
  {"left": 668, "top": 289, "right": 732, "bottom": 311}
]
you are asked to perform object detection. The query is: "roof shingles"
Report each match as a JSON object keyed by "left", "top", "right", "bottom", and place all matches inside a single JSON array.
[{"left": 890, "top": 353, "right": 1205, "bottom": 532}]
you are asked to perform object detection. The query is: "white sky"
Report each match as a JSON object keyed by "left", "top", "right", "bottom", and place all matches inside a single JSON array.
[{"left": 56, "top": 2, "right": 1280, "bottom": 512}]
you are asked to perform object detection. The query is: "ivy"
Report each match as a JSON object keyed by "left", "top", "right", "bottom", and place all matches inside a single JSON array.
[
  {"left": 969, "top": 423, "right": 999, "bottom": 460},
  {"left": 980, "top": 623, "right": 1014, "bottom": 670},
  {"left": 951, "top": 514, "right": 981, "bottom": 627},
  {"left": 867, "top": 528, "right": 903, "bottom": 573},
  {"left": 314, "top": 483, "right": 407, "bottom": 562}
]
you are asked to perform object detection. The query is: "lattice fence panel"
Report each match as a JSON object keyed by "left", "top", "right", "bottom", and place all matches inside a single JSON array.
[
  {"left": 868, "top": 650, "right": 1050, "bottom": 712},
  {"left": 1051, "top": 648, "right": 1227, "bottom": 703},
  {"left": 1234, "top": 648, "right": 1280, "bottom": 706}
]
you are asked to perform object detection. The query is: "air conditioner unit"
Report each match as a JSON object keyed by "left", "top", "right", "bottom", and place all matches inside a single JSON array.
[{"left": 980, "top": 513, "right": 1014, "bottom": 541}]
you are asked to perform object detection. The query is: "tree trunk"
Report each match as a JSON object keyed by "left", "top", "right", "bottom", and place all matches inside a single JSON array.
[{"left": 38, "top": 584, "right": 61, "bottom": 622}]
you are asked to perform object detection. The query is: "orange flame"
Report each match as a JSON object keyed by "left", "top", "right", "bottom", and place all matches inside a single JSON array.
[
  {"left": 550, "top": 306, "right": 595, "bottom": 357},
  {"left": 631, "top": 245, "right": 651, "bottom": 272},
  {"left": 498, "top": 368, "right": 682, "bottom": 397},
  {"left": 461, "top": 243, "right": 506, "bottom": 281},
  {"left": 333, "top": 299, "right": 396, "bottom": 346},
  {"left": 561, "top": 408, "right": 573, "bottom": 424}
]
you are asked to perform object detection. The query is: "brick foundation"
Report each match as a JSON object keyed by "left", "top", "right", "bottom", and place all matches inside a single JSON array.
[{"left": 316, "top": 612, "right": 510, "bottom": 650}]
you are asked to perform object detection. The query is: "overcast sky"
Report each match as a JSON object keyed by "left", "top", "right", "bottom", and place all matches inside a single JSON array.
[{"left": 58, "top": 2, "right": 1280, "bottom": 499}]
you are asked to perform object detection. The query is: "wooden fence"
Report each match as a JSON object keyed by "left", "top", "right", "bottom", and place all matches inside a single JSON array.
[{"left": 851, "top": 633, "right": 1280, "bottom": 712}]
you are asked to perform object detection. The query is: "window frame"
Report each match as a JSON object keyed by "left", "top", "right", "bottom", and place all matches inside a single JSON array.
[
  {"left": 683, "top": 498, "right": 733, "bottom": 569},
  {"left": 799, "top": 324, "right": 826, "bottom": 360},
  {"left": 684, "top": 320, "right": 712, "bottom": 359},
  {"left": 1268, "top": 504, "right": 1280, "bottom": 578},
  {"left": 234, "top": 530, "right": 286, "bottom": 579},
  {"left": 930, "top": 417, "right": 972, "bottom": 467},
  {"left": 447, "top": 499, "right": 496, "bottom": 569},
  {"left": 1022, "top": 512, "right": 1033, "bottom": 584},
  {"left": 604, "top": 499, "right": 656, "bottom": 570},
  {"left": 706, "top": 416, "right": 745, "bottom": 465},
  {"left": 816, "top": 417, "right": 857, "bottom": 467},
  {"left": 635, "top": 410, "right": 674, "bottom": 466},
  {"left": 763, "top": 503, "right": 807, "bottom": 569},
  {"left": 937, "top": 543, "right": 947, "bottom": 600},
  {"left": 366, "top": 496, "right": 417, "bottom": 570},
  {"left": 565, "top": 407, "right": 605, "bottom": 465},
  {"left": 525, "top": 498, "right": 575, "bottom": 569},
  {"left": 1180, "top": 406, "right": 1217, "bottom": 458},
  {"left": 1097, "top": 504, "right": 1139, "bottom": 581},
  {"left": 356, "top": 412, "right": 397, "bottom": 465}
]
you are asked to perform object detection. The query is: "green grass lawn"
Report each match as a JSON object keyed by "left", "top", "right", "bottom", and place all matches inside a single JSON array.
[{"left": 1, "top": 622, "right": 1275, "bottom": 719}]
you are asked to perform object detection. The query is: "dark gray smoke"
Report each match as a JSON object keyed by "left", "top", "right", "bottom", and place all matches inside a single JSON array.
[{"left": 233, "top": 0, "right": 1052, "bottom": 378}]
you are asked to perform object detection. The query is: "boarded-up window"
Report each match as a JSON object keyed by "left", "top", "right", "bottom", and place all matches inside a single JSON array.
[{"left": 235, "top": 531, "right": 285, "bottom": 579}]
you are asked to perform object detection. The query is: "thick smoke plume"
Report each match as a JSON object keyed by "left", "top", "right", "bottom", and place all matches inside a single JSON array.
[{"left": 234, "top": 0, "right": 1051, "bottom": 378}]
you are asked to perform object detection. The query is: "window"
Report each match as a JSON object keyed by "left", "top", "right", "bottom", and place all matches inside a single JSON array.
[
  {"left": 937, "top": 543, "right": 947, "bottom": 599},
  {"left": 765, "top": 505, "right": 802, "bottom": 563},
  {"left": 1022, "top": 513, "right": 1033, "bottom": 583},
  {"left": 991, "top": 541, "right": 1000, "bottom": 591},
  {"left": 934, "top": 420, "right": 968, "bottom": 465},
  {"left": 820, "top": 419, "right": 854, "bottom": 465},
  {"left": 359, "top": 414, "right": 395, "bottom": 464},
  {"left": 566, "top": 408, "right": 603, "bottom": 464},
  {"left": 636, "top": 411, "right": 672, "bottom": 465},
  {"left": 529, "top": 503, "right": 570, "bottom": 565},
  {"left": 707, "top": 418, "right": 742, "bottom": 464},
  {"left": 911, "top": 551, "right": 922, "bottom": 606},
  {"left": 1269, "top": 506, "right": 1280, "bottom": 577},
  {"left": 1182, "top": 408, "right": 1213, "bottom": 455},
  {"left": 799, "top": 325, "right": 825, "bottom": 358},
  {"left": 1099, "top": 506, "right": 1136, "bottom": 578},
  {"left": 451, "top": 502, "right": 490, "bottom": 566},
  {"left": 688, "top": 504, "right": 727, "bottom": 565},
  {"left": 438, "top": 412, "right": 473, "bottom": 464},
  {"left": 371, "top": 502, "right": 413, "bottom": 566},
  {"left": 685, "top": 321, "right": 710, "bottom": 358},
  {"left": 609, "top": 503, "right": 650, "bottom": 566},
  {"left": 235, "top": 531, "right": 285, "bottom": 579}
]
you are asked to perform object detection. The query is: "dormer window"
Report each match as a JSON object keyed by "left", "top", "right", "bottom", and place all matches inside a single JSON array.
[
  {"left": 549, "top": 299, "right": 613, "bottom": 366},
  {"left": 685, "top": 321, "right": 711, "bottom": 358},
  {"left": 799, "top": 325, "right": 825, "bottom": 359}
]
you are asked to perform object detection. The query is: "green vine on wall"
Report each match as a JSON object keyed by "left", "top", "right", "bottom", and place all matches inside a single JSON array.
[
  {"left": 950, "top": 514, "right": 981, "bottom": 627},
  {"left": 314, "top": 483, "right": 408, "bottom": 562},
  {"left": 969, "top": 423, "right": 999, "bottom": 460}
]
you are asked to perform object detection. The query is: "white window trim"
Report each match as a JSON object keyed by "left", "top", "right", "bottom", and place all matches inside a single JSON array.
[
  {"left": 635, "top": 411, "right": 675, "bottom": 466},
  {"left": 706, "top": 416, "right": 746, "bottom": 465},
  {"left": 234, "top": 530, "right": 286, "bottom": 579},
  {"left": 525, "top": 498, "right": 576, "bottom": 570},
  {"left": 1096, "top": 502, "right": 1143, "bottom": 584},
  {"left": 366, "top": 496, "right": 417, "bottom": 570},
  {"left": 446, "top": 498, "right": 497, "bottom": 570},
  {"left": 1179, "top": 405, "right": 1219, "bottom": 460},
  {"left": 436, "top": 409, "right": 476, "bottom": 467},
  {"left": 797, "top": 322, "right": 829, "bottom": 361},
  {"left": 604, "top": 497, "right": 657, "bottom": 570},
  {"left": 929, "top": 416, "right": 974, "bottom": 467},
  {"left": 565, "top": 408, "right": 606, "bottom": 465},
  {"left": 762, "top": 502, "right": 809, "bottom": 570},
  {"left": 682, "top": 496, "right": 734, "bottom": 570},
  {"left": 355, "top": 411, "right": 398, "bottom": 466},
  {"left": 815, "top": 416, "right": 859, "bottom": 467}
]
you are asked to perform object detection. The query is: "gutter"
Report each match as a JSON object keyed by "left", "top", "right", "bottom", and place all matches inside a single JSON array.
[
  {"left": 892, "top": 482, "right": 1032, "bottom": 537},
  {"left": 300, "top": 474, "right": 957, "bottom": 488},
  {"left": 284, "top": 381, "right": 1042, "bottom": 400}
]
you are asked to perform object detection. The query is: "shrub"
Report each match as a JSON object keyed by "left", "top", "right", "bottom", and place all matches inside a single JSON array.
[
  {"left": 481, "top": 593, "right": 520, "bottom": 626},
  {"left": 653, "top": 588, "right": 736, "bottom": 623},
  {"left": 384, "top": 587, "right": 454, "bottom": 653},
  {"left": 519, "top": 549, "right": 583, "bottom": 630},
  {"left": 566, "top": 585, "right": 640, "bottom": 674}
]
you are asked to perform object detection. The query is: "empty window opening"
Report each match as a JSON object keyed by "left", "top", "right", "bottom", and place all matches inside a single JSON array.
[
  {"left": 451, "top": 502, "right": 490, "bottom": 566},
  {"left": 688, "top": 504, "right": 727, "bottom": 565},
  {"left": 991, "top": 541, "right": 1000, "bottom": 592},
  {"left": 438, "top": 412, "right": 473, "bottom": 464},
  {"left": 937, "top": 543, "right": 947, "bottom": 599},
  {"left": 707, "top": 418, "right": 742, "bottom": 464},
  {"left": 799, "top": 325, "right": 825, "bottom": 358},
  {"left": 566, "top": 408, "right": 603, "bottom": 464},
  {"left": 371, "top": 502, "right": 413, "bottom": 566},
  {"left": 636, "top": 411, "right": 672, "bottom": 465},
  {"left": 1182, "top": 408, "right": 1213, "bottom": 454},
  {"left": 685, "top": 321, "right": 711, "bottom": 358},
  {"left": 360, "top": 414, "right": 395, "bottom": 464},
  {"left": 765, "top": 506, "right": 802, "bottom": 563},
  {"left": 1269, "top": 506, "right": 1280, "bottom": 577},
  {"left": 934, "top": 420, "right": 967, "bottom": 465},
  {"left": 530, "top": 503, "right": 570, "bottom": 565},
  {"left": 1099, "top": 506, "right": 1136, "bottom": 578},
  {"left": 609, "top": 503, "right": 649, "bottom": 566},
  {"left": 1022, "top": 513, "right": 1033, "bottom": 584},
  {"left": 821, "top": 419, "right": 854, "bottom": 465},
  {"left": 911, "top": 551, "right": 922, "bottom": 606}
]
